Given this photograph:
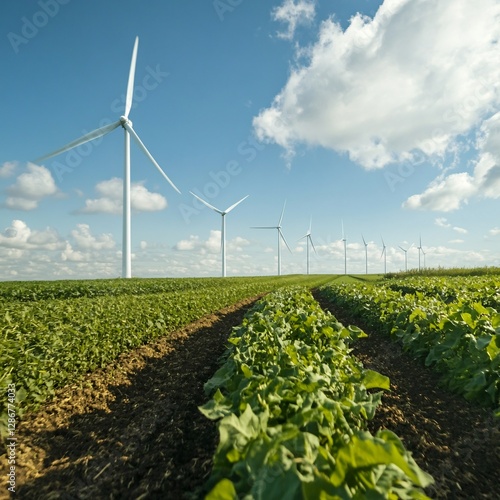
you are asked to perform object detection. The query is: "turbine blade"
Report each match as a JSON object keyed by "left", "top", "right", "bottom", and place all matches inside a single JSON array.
[
  {"left": 125, "top": 123, "right": 181, "bottom": 194},
  {"left": 278, "top": 200, "right": 287, "bottom": 226},
  {"left": 125, "top": 37, "right": 139, "bottom": 118},
  {"left": 251, "top": 226, "right": 275, "bottom": 229},
  {"left": 224, "top": 194, "right": 249, "bottom": 214},
  {"left": 189, "top": 191, "right": 223, "bottom": 214},
  {"left": 35, "top": 120, "right": 121, "bottom": 163},
  {"left": 398, "top": 246, "right": 405, "bottom": 252},
  {"left": 279, "top": 228, "right": 292, "bottom": 253},
  {"left": 309, "top": 235, "right": 317, "bottom": 254},
  {"left": 362, "top": 234, "right": 366, "bottom": 246},
  {"left": 308, "top": 216, "right": 312, "bottom": 234}
]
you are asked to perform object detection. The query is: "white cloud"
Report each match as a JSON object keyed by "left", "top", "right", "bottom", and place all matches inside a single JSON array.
[
  {"left": 435, "top": 217, "right": 451, "bottom": 228},
  {"left": 5, "top": 163, "right": 58, "bottom": 210},
  {"left": 489, "top": 227, "right": 500, "bottom": 236},
  {"left": 80, "top": 178, "right": 167, "bottom": 214},
  {"left": 449, "top": 239, "right": 464, "bottom": 244},
  {"left": 453, "top": 226, "right": 468, "bottom": 234},
  {"left": 272, "top": 0, "right": 316, "bottom": 40},
  {"left": 404, "top": 111, "right": 500, "bottom": 211},
  {"left": 254, "top": 0, "right": 500, "bottom": 169},
  {"left": 70, "top": 224, "right": 115, "bottom": 250},
  {"left": 174, "top": 231, "right": 248, "bottom": 255},
  {"left": 0, "top": 220, "right": 63, "bottom": 250},
  {"left": 0, "top": 162, "right": 17, "bottom": 178}
]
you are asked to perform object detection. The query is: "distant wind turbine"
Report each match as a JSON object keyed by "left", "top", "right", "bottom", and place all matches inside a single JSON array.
[
  {"left": 300, "top": 218, "right": 317, "bottom": 275},
  {"left": 417, "top": 235, "right": 423, "bottom": 272},
  {"left": 252, "top": 201, "right": 292, "bottom": 276},
  {"left": 398, "top": 243, "right": 413, "bottom": 272},
  {"left": 342, "top": 220, "right": 347, "bottom": 275},
  {"left": 381, "top": 237, "right": 387, "bottom": 274},
  {"left": 362, "top": 234, "right": 368, "bottom": 275},
  {"left": 35, "top": 37, "right": 180, "bottom": 278},
  {"left": 422, "top": 247, "right": 427, "bottom": 269},
  {"left": 190, "top": 192, "right": 249, "bottom": 277}
]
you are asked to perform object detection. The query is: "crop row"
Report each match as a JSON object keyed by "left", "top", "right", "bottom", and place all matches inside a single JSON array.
[
  {"left": 385, "top": 275, "right": 500, "bottom": 308},
  {"left": 318, "top": 281, "right": 500, "bottom": 415},
  {"left": 0, "top": 275, "right": 334, "bottom": 439},
  {"left": 201, "top": 287, "right": 433, "bottom": 498}
]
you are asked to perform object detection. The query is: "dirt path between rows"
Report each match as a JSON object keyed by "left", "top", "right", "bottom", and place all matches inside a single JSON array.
[
  {"left": 314, "top": 291, "right": 500, "bottom": 500},
  {"left": 1, "top": 296, "right": 260, "bottom": 500}
]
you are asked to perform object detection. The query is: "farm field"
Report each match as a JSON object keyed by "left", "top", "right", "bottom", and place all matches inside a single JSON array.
[{"left": 1, "top": 273, "right": 499, "bottom": 498}]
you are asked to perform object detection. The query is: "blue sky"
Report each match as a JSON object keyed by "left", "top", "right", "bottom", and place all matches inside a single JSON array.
[{"left": 1, "top": 0, "right": 500, "bottom": 280}]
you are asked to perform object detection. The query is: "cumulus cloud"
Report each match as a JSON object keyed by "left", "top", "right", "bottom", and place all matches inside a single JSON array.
[
  {"left": 174, "top": 231, "right": 249, "bottom": 254},
  {"left": 453, "top": 226, "right": 468, "bottom": 234},
  {"left": 272, "top": 0, "right": 316, "bottom": 40},
  {"left": 70, "top": 224, "right": 115, "bottom": 250},
  {"left": 0, "top": 162, "right": 17, "bottom": 178},
  {"left": 254, "top": 0, "right": 500, "bottom": 169},
  {"left": 404, "top": 111, "right": 500, "bottom": 211},
  {"left": 435, "top": 217, "right": 451, "bottom": 228},
  {"left": 80, "top": 178, "right": 167, "bottom": 214},
  {"left": 5, "top": 163, "right": 59, "bottom": 210},
  {"left": 0, "top": 220, "right": 63, "bottom": 250}
]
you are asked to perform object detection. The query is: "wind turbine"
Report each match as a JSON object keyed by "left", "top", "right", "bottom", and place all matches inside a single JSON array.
[
  {"left": 381, "top": 237, "right": 387, "bottom": 274},
  {"left": 422, "top": 247, "right": 427, "bottom": 269},
  {"left": 398, "top": 243, "right": 413, "bottom": 272},
  {"left": 189, "top": 192, "right": 249, "bottom": 277},
  {"left": 417, "top": 235, "right": 423, "bottom": 272},
  {"left": 252, "top": 201, "right": 292, "bottom": 276},
  {"left": 35, "top": 37, "right": 180, "bottom": 278},
  {"left": 362, "top": 234, "right": 368, "bottom": 275},
  {"left": 300, "top": 218, "right": 316, "bottom": 275},
  {"left": 341, "top": 220, "right": 347, "bottom": 275}
]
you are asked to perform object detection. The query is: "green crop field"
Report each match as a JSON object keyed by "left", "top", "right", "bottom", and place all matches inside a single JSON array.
[{"left": 0, "top": 275, "right": 335, "bottom": 437}]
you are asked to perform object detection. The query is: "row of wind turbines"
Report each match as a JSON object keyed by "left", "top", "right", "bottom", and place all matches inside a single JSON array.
[{"left": 34, "top": 36, "right": 428, "bottom": 279}]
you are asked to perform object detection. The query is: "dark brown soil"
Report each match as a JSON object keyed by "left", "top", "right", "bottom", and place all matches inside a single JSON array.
[
  {"left": 314, "top": 291, "right": 500, "bottom": 500},
  {"left": 2, "top": 292, "right": 500, "bottom": 499},
  {"left": 0, "top": 296, "right": 260, "bottom": 500}
]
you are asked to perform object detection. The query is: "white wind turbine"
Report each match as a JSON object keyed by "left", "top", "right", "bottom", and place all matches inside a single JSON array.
[
  {"left": 381, "top": 237, "right": 387, "bottom": 274},
  {"left": 362, "top": 234, "right": 368, "bottom": 275},
  {"left": 252, "top": 201, "right": 292, "bottom": 276},
  {"left": 35, "top": 37, "right": 180, "bottom": 278},
  {"left": 300, "top": 218, "right": 316, "bottom": 275},
  {"left": 399, "top": 243, "right": 413, "bottom": 272},
  {"left": 417, "top": 235, "right": 423, "bottom": 272},
  {"left": 341, "top": 220, "right": 347, "bottom": 275},
  {"left": 189, "top": 192, "right": 249, "bottom": 277}
]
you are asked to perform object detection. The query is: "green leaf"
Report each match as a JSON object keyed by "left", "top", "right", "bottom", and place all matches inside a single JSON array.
[
  {"left": 363, "top": 369, "right": 390, "bottom": 390},
  {"left": 205, "top": 479, "right": 238, "bottom": 500}
]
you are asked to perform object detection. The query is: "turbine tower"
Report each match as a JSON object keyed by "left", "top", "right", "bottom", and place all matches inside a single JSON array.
[
  {"left": 252, "top": 201, "right": 291, "bottom": 276},
  {"left": 381, "top": 237, "right": 387, "bottom": 274},
  {"left": 362, "top": 234, "right": 368, "bottom": 275},
  {"left": 35, "top": 37, "right": 180, "bottom": 278},
  {"left": 341, "top": 220, "right": 347, "bottom": 275},
  {"left": 190, "top": 192, "right": 249, "bottom": 277},
  {"left": 300, "top": 218, "right": 316, "bottom": 275}
]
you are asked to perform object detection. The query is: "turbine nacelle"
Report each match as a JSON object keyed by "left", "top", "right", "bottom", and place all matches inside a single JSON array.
[{"left": 120, "top": 116, "right": 132, "bottom": 128}]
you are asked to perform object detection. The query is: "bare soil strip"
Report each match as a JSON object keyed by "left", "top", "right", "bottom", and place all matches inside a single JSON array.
[
  {"left": 314, "top": 292, "right": 500, "bottom": 500},
  {"left": 1, "top": 296, "right": 260, "bottom": 500}
]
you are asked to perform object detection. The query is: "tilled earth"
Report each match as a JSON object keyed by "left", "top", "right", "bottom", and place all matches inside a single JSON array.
[{"left": 1, "top": 293, "right": 500, "bottom": 499}]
